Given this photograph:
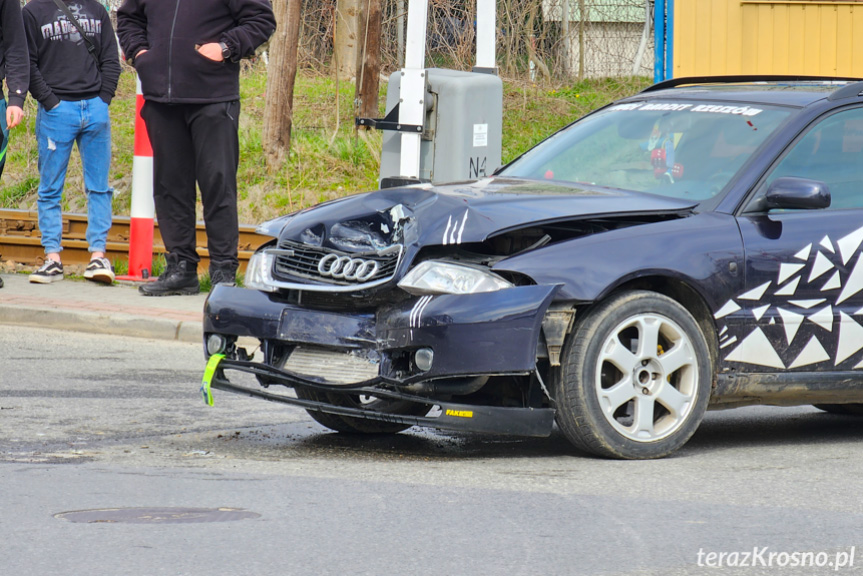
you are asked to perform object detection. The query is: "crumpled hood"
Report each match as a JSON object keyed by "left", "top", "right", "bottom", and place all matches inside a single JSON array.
[{"left": 273, "top": 178, "right": 697, "bottom": 251}]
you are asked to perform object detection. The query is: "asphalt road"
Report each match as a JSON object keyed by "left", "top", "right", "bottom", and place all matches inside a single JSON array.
[{"left": 4, "top": 327, "right": 863, "bottom": 575}]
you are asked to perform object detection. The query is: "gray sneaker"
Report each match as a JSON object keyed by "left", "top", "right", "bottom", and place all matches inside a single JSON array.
[
  {"left": 30, "top": 260, "right": 64, "bottom": 284},
  {"left": 84, "top": 257, "right": 115, "bottom": 284}
]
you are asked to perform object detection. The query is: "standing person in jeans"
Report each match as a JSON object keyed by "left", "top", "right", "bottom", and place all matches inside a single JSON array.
[
  {"left": 0, "top": 0, "right": 32, "bottom": 290},
  {"left": 117, "top": 0, "right": 275, "bottom": 296},
  {"left": 23, "top": 0, "right": 121, "bottom": 284}
]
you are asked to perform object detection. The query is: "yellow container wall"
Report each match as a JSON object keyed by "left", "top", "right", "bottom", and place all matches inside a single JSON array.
[{"left": 675, "top": 1, "right": 863, "bottom": 77}]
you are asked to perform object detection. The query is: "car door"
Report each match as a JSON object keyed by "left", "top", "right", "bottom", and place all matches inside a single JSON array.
[{"left": 726, "top": 106, "right": 863, "bottom": 373}]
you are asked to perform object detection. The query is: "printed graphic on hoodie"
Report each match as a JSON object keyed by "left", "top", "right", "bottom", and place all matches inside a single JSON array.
[{"left": 40, "top": 4, "right": 101, "bottom": 43}]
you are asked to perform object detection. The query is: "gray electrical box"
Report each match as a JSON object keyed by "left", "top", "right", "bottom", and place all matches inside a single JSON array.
[{"left": 379, "top": 68, "right": 503, "bottom": 187}]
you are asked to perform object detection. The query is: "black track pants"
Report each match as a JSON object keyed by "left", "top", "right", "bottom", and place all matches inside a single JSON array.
[{"left": 141, "top": 100, "right": 240, "bottom": 267}]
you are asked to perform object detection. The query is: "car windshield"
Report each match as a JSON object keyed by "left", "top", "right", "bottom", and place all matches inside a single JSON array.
[{"left": 499, "top": 100, "right": 792, "bottom": 201}]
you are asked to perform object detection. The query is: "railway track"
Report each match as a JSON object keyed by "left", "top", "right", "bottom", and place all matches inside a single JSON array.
[{"left": 0, "top": 209, "right": 269, "bottom": 273}]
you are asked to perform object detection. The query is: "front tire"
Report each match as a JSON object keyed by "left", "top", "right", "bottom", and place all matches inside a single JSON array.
[{"left": 555, "top": 291, "right": 713, "bottom": 459}]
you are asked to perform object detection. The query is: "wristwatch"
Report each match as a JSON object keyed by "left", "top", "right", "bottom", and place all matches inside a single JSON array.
[{"left": 219, "top": 42, "right": 231, "bottom": 61}]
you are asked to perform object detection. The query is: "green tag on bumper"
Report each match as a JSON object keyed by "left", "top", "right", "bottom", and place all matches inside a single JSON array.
[{"left": 201, "top": 353, "right": 225, "bottom": 406}]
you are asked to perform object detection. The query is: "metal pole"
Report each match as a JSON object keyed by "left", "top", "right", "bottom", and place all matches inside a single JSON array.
[
  {"left": 653, "top": 0, "right": 665, "bottom": 82},
  {"left": 475, "top": 0, "right": 496, "bottom": 72},
  {"left": 666, "top": 0, "right": 674, "bottom": 79},
  {"left": 398, "top": 0, "right": 428, "bottom": 179},
  {"left": 397, "top": 0, "right": 405, "bottom": 68}
]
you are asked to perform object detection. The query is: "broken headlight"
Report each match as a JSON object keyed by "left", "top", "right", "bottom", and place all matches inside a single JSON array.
[{"left": 398, "top": 261, "right": 513, "bottom": 295}]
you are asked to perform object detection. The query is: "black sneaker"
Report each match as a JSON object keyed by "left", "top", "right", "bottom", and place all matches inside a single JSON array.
[
  {"left": 0, "top": 276, "right": 3, "bottom": 288},
  {"left": 139, "top": 258, "right": 199, "bottom": 296},
  {"left": 84, "top": 257, "right": 115, "bottom": 284},
  {"left": 30, "top": 260, "right": 64, "bottom": 284}
]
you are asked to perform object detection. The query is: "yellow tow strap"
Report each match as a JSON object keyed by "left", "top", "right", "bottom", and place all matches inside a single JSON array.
[{"left": 201, "top": 353, "right": 225, "bottom": 406}]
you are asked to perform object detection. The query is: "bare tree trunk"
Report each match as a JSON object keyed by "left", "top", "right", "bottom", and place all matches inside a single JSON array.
[
  {"left": 355, "top": 0, "right": 381, "bottom": 126},
  {"left": 578, "top": 0, "right": 585, "bottom": 81},
  {"left": 335, "top": 0, "right": 360, "bottom": 80},
  {"left": 561, "top": 0, "right": 570, "bottom": 78},
  {"left": 528, "top": 0, "right": 551, "bottom": 82},
  {"left": 263, "top": 0, "right": 302, "bottom": 167}
]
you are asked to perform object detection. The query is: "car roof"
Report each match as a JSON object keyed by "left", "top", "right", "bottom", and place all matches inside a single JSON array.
[{"left": 632, "top": 75, "right": 863, "bottom": 108}]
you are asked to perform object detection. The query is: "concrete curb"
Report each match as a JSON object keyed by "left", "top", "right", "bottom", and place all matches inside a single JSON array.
[{"left": 0, "top": 305, "right": 203, "bottom": 343}]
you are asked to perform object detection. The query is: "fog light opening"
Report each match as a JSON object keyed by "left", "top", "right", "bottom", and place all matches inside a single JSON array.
[
  {"left": 414, "top": 348, "right": 434, "bottom": 372},
  {"left": 207, "top": 334, "right": 228, "bottom": 356}
]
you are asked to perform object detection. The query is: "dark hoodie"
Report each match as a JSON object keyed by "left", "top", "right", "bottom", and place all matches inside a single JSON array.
[
  {"left": 22, "top": 0, "right": 121, "bottom": 110},
  {"left": 116, "top": 0, "right": 275, "bottom": 104},
  {"left": 0, "top": 0, "right": 29, "bottom": 108}
]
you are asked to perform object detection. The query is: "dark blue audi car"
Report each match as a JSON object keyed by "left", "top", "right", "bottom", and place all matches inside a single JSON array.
[{"left": 202, "top": 76, "right": 863, "bottom": 459}]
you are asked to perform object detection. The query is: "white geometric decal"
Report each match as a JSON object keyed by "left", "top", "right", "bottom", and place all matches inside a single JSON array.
[
  {"left": 808, "top": 305, "right": 834, "bottom": 332},
  {"left": 837, "top": 225, "right": 863, "bottom": 265},
  {"left": 788, "top": 336, "right": 830, "bottom": 369},
  {"left": 717, "top": 226, "right": 863, "bottom": 370},
  {"left": 724, "top": 328, "right": 785, "bottom": 368},
  {"left": 778, "top": 263, "right": 804, "bottom": 285},
  {"left": 739, "top": 282, "right": 772, "bottom": 301},
  {"left": 777, "top": 307, "right": 804, "bottom": 344},
  {"left": 835, "top": 312, "right": 863, "bottom": 365},
  {"left": 808, "top": 251, "right": 834, "bottom": 282},
  {"left": 775, "top": 277, "right": 801, "bottom": 296},
  {"left": 821, "top": 270, "right": 842, "bottom": 292},
  {"left": 794, "top": 244, "right": 812, "bottom": 261},
  {"left": 838, "top": 254, "right": 863, "bottom": 305},
  {"left": 714, "top": 300, "right": 741, "bottom": 319}
]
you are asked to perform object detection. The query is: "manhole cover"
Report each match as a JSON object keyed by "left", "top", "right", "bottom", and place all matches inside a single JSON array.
[{"left": 54, "top": 507, "right": 260, "bottom": 524}]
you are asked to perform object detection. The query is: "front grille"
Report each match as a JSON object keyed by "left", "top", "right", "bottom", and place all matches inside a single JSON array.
[{"left": 273, "top": 240, "right": 400, "bottom": 286}]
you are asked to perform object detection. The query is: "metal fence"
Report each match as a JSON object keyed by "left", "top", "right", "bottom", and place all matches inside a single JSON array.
[{"left": 299, "top": 0, "right": 653, "bottom": 81}]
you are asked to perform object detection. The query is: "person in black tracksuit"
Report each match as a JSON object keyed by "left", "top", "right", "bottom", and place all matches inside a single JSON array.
[
  {"left": 0, "top": 0, "right": 28, "bottom": 172},
  {"left": 116, "top": 0, "right": 275, "bottom": 296},
  {"left": 0, "top": 0, "right": 29, "bottom": 289}
]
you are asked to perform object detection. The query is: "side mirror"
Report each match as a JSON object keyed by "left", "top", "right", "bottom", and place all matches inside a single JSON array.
[{"left": 764, "top": 177, "right": 831, "bottom": 210}]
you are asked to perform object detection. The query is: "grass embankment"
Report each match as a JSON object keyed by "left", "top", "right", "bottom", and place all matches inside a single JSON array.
[{"left": 0, "top": 60, "right": 650, "bottom": 225}]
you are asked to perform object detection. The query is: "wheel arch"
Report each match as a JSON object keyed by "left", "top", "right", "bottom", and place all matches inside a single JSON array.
[
  {"left": 554, "top": 283, "right": 718, "bottom": 458},
  {"left": 585, "top": 275, "right": 721, "bottom": 374}
]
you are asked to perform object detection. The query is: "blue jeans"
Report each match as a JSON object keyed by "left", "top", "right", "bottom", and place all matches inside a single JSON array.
[{"left": 36, "top": 97, "right": 113, "bottom": 255}]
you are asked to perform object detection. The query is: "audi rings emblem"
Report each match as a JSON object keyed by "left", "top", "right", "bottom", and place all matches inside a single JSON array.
[{"left": 317, "top": 254, "right": 380, "bottom": 282}]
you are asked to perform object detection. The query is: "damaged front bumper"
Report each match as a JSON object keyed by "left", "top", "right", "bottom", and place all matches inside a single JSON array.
[
  {"left": 202, "top": 283, "right": 561, "bottom": 436},
  {"left": 202, "top": 355, "right": 556, "bottom": 436}
]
